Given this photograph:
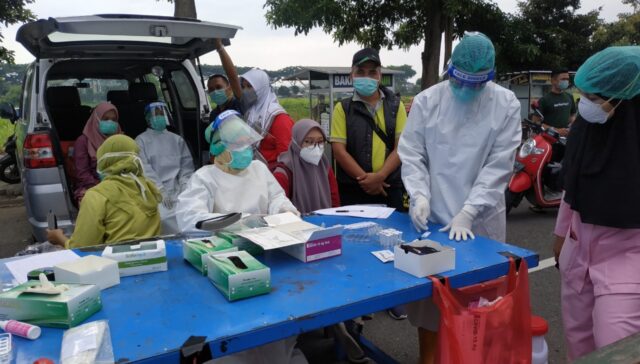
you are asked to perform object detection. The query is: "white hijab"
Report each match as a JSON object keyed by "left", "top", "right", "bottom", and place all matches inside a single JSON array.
[{"left": 241, "top": 69, "right": 286, "bottom": 135}]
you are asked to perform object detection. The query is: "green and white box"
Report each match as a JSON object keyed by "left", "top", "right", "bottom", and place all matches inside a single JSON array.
[
  {"left": 102, "top": 240, "right": 168, "bottom": 277},
  {"left": 204, "top": 251, "right": 270, "bottom": 301},
  {"left": 183, "top": 236, "right": 237, "bottom": 274},
  {"left": 0, "top": 282, "right": 101, "bottom": 328}
]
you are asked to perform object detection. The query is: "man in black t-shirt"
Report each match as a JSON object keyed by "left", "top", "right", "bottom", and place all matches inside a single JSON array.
[{"left": 533, "top": 68, "right": 576, "bottom": 137}]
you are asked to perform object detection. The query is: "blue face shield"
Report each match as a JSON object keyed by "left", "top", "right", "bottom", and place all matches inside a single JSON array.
[
  {"left": 449, "top": 81, "right": 487, "bottom": 102},
  {"left": 448, "top": 64, "right": 493, "bottom": 102}
]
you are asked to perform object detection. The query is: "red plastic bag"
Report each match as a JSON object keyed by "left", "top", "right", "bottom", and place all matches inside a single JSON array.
[{"left": 431, "top": 258, "right": 532, "bottom": 364}]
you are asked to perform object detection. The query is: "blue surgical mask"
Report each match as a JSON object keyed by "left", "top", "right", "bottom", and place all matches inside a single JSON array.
[
  {"left": 150, "top": 115, "right": 167, "bottom": 131},
  {"left": 210, "top": 141, "right": 225, "bottom": 156},
  {"left": 98, "top": 120, "right": 118, "bottom": 135},
  {"left": 353, "top": 77, "right": 379, "bottom": 97},
  {"left": 210, "top": 89, "right": 229, "bottom": 106},
  {"left": 228, "top": 147, "right": 253, "bottom": 170},
  {"left": 449, "top": 82, "right": 485, "bottom": 103},
  {"left": 558, "top": 80, "right": 569, "bottom": 90}
]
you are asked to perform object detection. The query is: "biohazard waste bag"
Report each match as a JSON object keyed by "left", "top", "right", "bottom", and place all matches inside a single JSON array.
[{"left": 431, "top": 258, "right": 532, "bottom": 364}]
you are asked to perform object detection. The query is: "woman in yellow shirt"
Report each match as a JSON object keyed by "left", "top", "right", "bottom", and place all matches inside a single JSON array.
[{"left": 47, "top": 135, "right": 162, "bottom": 248}]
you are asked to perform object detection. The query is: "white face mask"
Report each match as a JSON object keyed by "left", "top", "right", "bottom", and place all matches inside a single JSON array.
[
  {"left": 578, "top": 97, "right": 611, "bottom": 124},
  {"left": 299, "top": 145, "right": 324, "bottom": 165}
]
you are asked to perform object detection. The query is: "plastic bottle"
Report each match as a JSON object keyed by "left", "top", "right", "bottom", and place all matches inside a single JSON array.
[
  {"left": 531, "top": 315, "right": 549, "bottom": 364},
  {"left": 0, "top": 320, "right": 41, "bottom": 340}
]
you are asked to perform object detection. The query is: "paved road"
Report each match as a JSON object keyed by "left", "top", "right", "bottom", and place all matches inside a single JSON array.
[{"left": 0, "top": 201, "right": 565, "bottom": 363}]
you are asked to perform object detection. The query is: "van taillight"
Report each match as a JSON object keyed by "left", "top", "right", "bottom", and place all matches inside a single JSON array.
[{"left": 24, "top": 133, "right": 56, "bottom": 168}]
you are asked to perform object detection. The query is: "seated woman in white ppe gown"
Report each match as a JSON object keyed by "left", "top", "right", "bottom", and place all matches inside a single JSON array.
[
  {"left": 135, "top": 101, "right": 194, "bottom": 234},
  {"left": 176, "top": 110, "right": 305, "bottom": 364}
]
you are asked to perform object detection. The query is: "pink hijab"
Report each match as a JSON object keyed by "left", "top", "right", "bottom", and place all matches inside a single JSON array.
[{"left": 82, "top": 102, "right": 121, "bottom": 159}]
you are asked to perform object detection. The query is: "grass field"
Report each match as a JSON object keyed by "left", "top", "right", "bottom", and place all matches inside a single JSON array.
[
  {"left": 279, "top": 98, "right": 311, "bottom": 121},
  {"left": 0, "top": 118, "right": 14, "bottom": 153}
]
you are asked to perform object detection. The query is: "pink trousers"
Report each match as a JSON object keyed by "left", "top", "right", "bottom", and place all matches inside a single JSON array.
[{"left": 555, "top": 200, "right": 640, "bottom": 361}]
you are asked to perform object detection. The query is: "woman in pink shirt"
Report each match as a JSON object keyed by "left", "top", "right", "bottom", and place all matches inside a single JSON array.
[{"left": 553, "top": 46, "right": 640, "bottom": 361}]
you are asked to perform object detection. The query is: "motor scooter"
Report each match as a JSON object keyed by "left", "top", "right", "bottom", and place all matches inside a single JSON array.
[
  {"left": 0, "top": 133, "right": 19, "bottom": 184},
  {"left": 506, "top": 118, "right": 566, "bottom": 213}
]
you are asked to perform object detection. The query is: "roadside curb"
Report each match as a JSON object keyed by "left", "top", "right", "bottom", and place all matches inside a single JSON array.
[{"left": 0, "top": 196, "right": 24, "bottom": 208}]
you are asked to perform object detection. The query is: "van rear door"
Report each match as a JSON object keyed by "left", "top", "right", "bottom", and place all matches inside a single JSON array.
[{"left": 16, "top": 14, "right": 241, "bottom": 60}]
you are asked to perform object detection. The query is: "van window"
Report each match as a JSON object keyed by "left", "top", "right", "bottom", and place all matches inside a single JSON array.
[
  {"left": 20, "top": 65, "right": 34, "bottom": 120},
  {"left": 47, "top": 79, "right": 128, "bottom": 107},
  {"left": 171, "top": 70, "right": 197, "bottom": 109}
]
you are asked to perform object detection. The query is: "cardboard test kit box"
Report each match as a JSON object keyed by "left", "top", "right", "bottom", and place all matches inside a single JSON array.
[
  {"left": 102, "top": 240, "right": 168, "bottom": 277},
  {"left": 0, "top": 281, "right": 102, "bottom": 328},
  {"left": 234, "top": 212, "right": 343, "bottom": 263},
  {"left": 394, "top": 239, "right": 456, "bottom": 278},
  {"left": 204, "top": 250, "right": 270, "bottom": 301},
  {"left": 183, "top": 236, "right": 237, "bottom": 274}
]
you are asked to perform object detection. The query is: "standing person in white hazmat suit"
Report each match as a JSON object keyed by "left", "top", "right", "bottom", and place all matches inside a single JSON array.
[
  {"left": 397, "top": 31, "right": 522, "bottom": 363},
  {"left": 136, "top": 101, "right": 194, "bottom": 234}
]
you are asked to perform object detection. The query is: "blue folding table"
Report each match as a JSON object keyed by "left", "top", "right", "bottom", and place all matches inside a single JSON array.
[{"left": 6, "top": 212, "right": 538, "bottom": 363}]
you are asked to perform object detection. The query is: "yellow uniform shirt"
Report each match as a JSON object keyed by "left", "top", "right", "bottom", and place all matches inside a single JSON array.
[
  {"left": 67, "top": 187, "right": 161, "bottom": 248},
  {"left": 330, "top": 97, "right": 407, "bottom": 172}
]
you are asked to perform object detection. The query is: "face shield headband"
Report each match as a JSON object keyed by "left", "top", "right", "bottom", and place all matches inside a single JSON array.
[{"left": 448, "top": 64, "right": 495, "bottom": 88}]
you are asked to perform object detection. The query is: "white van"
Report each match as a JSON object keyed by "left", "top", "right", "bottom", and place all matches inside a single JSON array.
[{"left": 2, "top": 14, "right": 240, "bottom": 241}]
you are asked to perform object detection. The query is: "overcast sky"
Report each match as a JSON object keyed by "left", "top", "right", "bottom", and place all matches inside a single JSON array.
[{"left": 2, "top": 0, "right": 632, "bottom": 79}]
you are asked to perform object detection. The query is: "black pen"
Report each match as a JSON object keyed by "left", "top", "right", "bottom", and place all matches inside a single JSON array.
[{"left": 336, "top": 209, "right": 365, "bottom": 213}]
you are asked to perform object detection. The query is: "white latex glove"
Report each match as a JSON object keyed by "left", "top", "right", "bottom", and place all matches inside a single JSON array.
[
  {"left": 280, "top": 205, "right": 301, "bottom": 217},
  {"left": 409, "top": 195, "right": 430, "bottom": 232},
  {"left": 439, "top": 206, "right": 477, "bottom": 241}
]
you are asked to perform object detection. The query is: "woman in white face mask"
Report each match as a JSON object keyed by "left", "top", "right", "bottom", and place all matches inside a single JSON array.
[
  {"left": 273, "top": 119, "right": 340, "bottom": 214},
  {"left": 554, "top": 46, "right": 640, "bottom": 361}
]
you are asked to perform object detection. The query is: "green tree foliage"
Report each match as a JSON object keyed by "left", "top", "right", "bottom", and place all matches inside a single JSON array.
[
  {"left": 265, "top": 0, "right": 452, "bottom": 89},
  {"left": 264, "top": 0, "right": 605, "bottom": 88},
  {"left": 508, "top": 0, "right": 601, "bottom": 71},
  {"left": 0, "top": 0, "right": 35, "bottom": 64},
  {"left": 386, "top": 64, "right": 417, "bottom": 95},
  {"left": 592, "top": 7, "right": 640, "bottom": 48},
  {"left": 290, "top": 85, "right": 301, "bottom": 95},
  {"left": 277, "top": 85, "right": 291, "bottom": 97}
]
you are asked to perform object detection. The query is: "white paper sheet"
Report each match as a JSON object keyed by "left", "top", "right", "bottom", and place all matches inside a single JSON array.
[
  {"left": 314, "top": 205, "right": 395, "bottom": 219},
  {"left": 6, "top": 250, "right": 80, "bottom": 284},
  {"left": 236, "top": 227, "right": 303, "bottom": 250},
  {"left": 371, "top": 250, "right": 395, "bottom": 263}
]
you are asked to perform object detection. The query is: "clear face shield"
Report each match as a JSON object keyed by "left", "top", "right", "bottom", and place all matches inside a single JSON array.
[
  {"left": 144, "top": 102, "right": 172, "bottom": 131},
  {"left": 210, "top": 110, "right": 263, "bottom": 152}
]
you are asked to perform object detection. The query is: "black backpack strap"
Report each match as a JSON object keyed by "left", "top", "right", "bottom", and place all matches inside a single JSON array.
[{"left": 344, "top": 95, "right": 395, "bottom": 152}]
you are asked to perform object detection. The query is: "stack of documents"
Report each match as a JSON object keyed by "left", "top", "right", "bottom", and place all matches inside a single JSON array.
[{"left": 314, "top": 205, "right": 395, "bottom": 219}]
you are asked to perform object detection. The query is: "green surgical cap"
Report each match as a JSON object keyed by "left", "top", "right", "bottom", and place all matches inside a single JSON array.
[
  {"left": 451, "top": 31, "right": 495, "bottom": 73},
  {"left": 574, "top": 46, "right": 640, "bottom": 100}
]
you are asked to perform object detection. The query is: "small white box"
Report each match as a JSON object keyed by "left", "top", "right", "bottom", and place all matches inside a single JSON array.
[
  {"left": 53, "top": 255, "right": 120, "bottom": 290},
  {"left": 394, "top": 240, "right": 455, "bottom": 278},
  {"left": 102, "top": 240, "right": 168, "bottom": 277}
]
